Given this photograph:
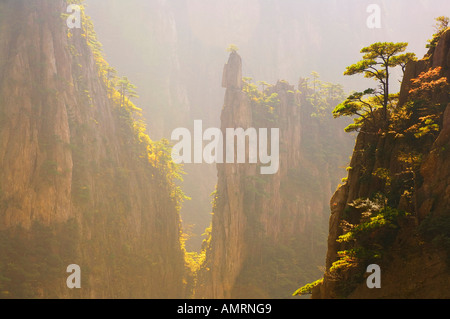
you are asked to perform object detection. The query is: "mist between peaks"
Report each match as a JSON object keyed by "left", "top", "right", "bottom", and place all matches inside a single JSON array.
[{"left": 171, "top": 120, "right": 280, "bottom": 175}]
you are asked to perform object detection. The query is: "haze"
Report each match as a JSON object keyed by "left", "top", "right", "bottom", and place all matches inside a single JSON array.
[{"left": 86, "top": 0, "right": 450, "bottom": 251}]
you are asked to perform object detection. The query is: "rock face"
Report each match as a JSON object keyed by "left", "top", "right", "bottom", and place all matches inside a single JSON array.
[
  {"left": 196, "top": 52, "right": 353, "bottom": 298},
  {"left": 222, "top": 52, "right": 243, "bottom": 90},
  {"left": 87, "top": 0, "right": 218, "bottom": 253},
  {"left": 314, "top": 29, "right": 450, "bottom": 299},
  {"left": 0, "top": 0, "right": 185, "bottom": 298}
]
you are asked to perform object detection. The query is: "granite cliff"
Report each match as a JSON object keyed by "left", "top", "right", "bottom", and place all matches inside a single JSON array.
[
  {"left": 0, "top": 0, "right": 185, "bottom": 298},
  {"left": 195, "top": 52, "right": 353, "bottom": 298}
]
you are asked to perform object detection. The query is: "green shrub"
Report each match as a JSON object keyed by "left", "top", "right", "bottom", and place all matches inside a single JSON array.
[{"left": 328, "top": 195, "right": 408, "bottom": 296}]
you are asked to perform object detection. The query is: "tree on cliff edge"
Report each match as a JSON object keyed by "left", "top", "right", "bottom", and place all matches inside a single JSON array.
[
  {"left": 333, "top": 42, "right": 416, "bottom": 132},
  {"left": 427, "top": 16, "right": 450, "bottom": 49}
]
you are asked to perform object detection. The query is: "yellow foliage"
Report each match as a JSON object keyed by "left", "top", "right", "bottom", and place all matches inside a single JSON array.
[{"left": 70, "top": 0, "right": 190, "bottom": 215}]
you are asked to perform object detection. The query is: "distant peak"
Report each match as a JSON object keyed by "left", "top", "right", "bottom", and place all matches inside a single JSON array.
[{"left": 222, "top": 52, "right": 243, "bottom": 89}]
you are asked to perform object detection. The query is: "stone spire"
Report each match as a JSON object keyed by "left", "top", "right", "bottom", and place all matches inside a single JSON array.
[{"left": 222, "top": 51, "right": 243, "bottom": 89}]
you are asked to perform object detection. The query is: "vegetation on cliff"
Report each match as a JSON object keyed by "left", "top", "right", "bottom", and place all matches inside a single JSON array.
[
  {"left": 333, "top": 42, "right": 416, "bottom": 132},
  {"left": 196, "top": 51, "right": 353, "bottom": 298},
  {"left": 0, "top": 0, "right": 187, "bottom": 298},
  {"left": 297, "top": 18, "right": 450, "bottom": 298}
]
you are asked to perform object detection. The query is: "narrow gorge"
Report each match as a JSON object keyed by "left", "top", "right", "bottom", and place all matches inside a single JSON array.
[{"left": 195, "top": 51, "right": 353, "bottom": 298}]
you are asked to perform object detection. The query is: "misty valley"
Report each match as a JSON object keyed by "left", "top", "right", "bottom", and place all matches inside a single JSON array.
[{"left": 0, "top": 0, "right": 449, "bottom": 301}]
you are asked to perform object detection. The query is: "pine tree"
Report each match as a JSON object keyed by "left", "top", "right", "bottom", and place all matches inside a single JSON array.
[{"left": 333, "top": 42, "right": 416, "bottom": 132}]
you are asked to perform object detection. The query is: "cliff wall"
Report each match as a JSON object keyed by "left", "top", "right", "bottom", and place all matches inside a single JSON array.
[{"left": 0, "top": 0, "right": 185, "bottom": 298}]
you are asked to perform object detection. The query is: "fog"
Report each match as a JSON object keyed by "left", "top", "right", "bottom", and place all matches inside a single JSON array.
[{"left": 86, "top": 0, "right": 450, "bottom": 251}]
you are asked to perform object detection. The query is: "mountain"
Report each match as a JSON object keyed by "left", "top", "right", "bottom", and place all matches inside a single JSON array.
[
  {"left": 313, "top": 28, "right": 450, "bottom": 299},
  {"left": 194, "top": 51, "right": 354, "bottom": 298},
  {"left": 0, "top": 0, "right": 185, "bottom": 298},
  {"left": 85, "top": 0, "right": 450, "bottom": 253}
]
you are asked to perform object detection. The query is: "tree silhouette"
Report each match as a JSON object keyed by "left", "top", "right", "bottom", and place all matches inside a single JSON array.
[
  {"left": 334, "top": 42, "right": 416, "bottom": 132},
  {"left": 106, "top": 66, "right": 118, "bottom": 96}
]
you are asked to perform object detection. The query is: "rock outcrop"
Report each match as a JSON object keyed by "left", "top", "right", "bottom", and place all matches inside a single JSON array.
[
  {"left": 196, "top": 52, "right": 353, "bottom": 298},
  {"left": 314, "top": 29, "right": 450, "bottom": 299}
]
